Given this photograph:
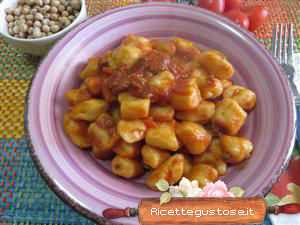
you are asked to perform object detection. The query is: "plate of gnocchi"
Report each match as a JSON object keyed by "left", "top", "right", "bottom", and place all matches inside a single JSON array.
[{"left": 27, "top": 3, "right": 296, "bottom": 225}]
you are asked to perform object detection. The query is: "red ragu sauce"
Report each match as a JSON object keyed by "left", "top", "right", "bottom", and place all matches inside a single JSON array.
[{"left": 100, "top": 39, "right": 200, "bottom": 103}]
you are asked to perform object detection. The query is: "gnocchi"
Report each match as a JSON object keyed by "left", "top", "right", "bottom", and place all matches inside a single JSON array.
[
  {"left": 64, "top": 112, "right": 91, "bottom": 148},
  {"left": 117, "top": 120, "right": 146, "bottom": 143},
  {"left": 108, "top": 44, "right": 143, "bottom": 69},
  {"left": 120, "top": 96, "right": 150, "bottom": 120},
  {"left": 88, "top": 113, "right": 119, "bottom": 159},
  {"left": 186, "top": 163, "right": 218, "bottom": 188},
  {"left": 84, "top": 76, "right": 103, "bottom": 96},
  {"left": 198, "top": 50, "right": 234, "bottom": 80},
  {"left": 64, "top": 85, "right": 91, "bottom": 105},
  {"left": 176, "top": 100, "right": 215, "bottom": 124},
  {"left": 149, "top": 70, "right": 175, "bottom": 95},
  {"left": 150, "top": 105, "right": 175, "bottom": 122},
  {"left": 112, "top": 140, "right": 140, "bottom": 159},
  {"left": 70, "top": 99, "right": 108, "bottom": 122},
  {"left": 141, "top": 145, "right": 170, "bottom": 169},
  {"left": 80, "top": 57, "right": 100, "bottom": 79},
  {"left": 170, "top": 78, "right": 201, "bottom": 111},
  {"left": 176, "top": 121, "right": 212, "bottom": 155},
  {"left": 145, "top": 122, "right": 180, "bottom": 151},
  {"left": 223, "top": 85, "right": 256, "bottom": 111},
  {"left": 199, "top": 78, "right": 224, "bottom": 100},
  {"left": 112, "top": 155, "right": 144, "bottom": 178},
  {"left": 213, "top": 98, "right": 247, "bottom": 135},
  {"left": 146, "top": 154, "right": 184, "bottom": 190},
  {"left": 220, "top": 135, "right": 253, "bottom": 164},
  {"left": 63, "top": 35, "right": 256, "bottom": 190}
]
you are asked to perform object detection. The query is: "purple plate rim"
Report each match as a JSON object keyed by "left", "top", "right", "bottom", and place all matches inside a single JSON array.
[{"left": 25, "top": 3, "right": 296, "bottom": 224}]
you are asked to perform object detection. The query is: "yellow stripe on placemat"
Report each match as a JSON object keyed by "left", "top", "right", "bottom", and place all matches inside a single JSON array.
[
  {"left": 0, "top": 80, "right": 30, "bottom": 139},
  {"left": 87, "top": 0, "right": 141, "bottom": 16}
]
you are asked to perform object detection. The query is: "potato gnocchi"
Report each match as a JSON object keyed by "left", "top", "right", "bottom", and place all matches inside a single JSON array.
[{"left": 63, "top": 35, "right": 257, "bottom": 190}]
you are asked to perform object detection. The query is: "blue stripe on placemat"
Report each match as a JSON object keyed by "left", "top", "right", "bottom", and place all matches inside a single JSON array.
[{"left": 0, "top": 137, "right": 95, "bottom": 225}]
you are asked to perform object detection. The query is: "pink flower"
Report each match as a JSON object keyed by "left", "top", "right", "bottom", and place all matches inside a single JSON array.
[{"left": 199, "top": 181, "right": 234, "bottom": 197}]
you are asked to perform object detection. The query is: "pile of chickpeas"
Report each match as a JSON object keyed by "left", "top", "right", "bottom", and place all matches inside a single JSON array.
[{"left": 5, "top": 0, "right": 81, "bottom": 39}]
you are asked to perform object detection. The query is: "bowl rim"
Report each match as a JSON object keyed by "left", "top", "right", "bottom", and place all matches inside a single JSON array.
[
  {"left": 25, "top": 2, "right": 296, "bottom": 225},
  {"left": 0, "top": 0, "right": 87, "bottom": 43}
]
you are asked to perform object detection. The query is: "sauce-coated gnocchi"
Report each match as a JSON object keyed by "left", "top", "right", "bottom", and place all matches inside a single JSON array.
[{"left": 63, "top": 35, "right": 256, "bottom": 190}]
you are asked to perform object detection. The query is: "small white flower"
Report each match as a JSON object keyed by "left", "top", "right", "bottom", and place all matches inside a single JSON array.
[
  {"left": 189, "top": 187, "right": 203, "bottom": 197},
  {"left": 169, "top": 186, "right": 184, "bottom": 198},
  {"left": 178, "top": 177, "right": 193, "bottom": 196},
  {"left": 168, "top": 177, "right": 203, "bottom": 198},
  {"left": 191, "top": 180, "right": 199, "bottom": 189}
]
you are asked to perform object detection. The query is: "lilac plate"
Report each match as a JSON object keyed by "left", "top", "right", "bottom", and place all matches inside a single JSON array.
[{"left": 27, "top": 3, "right": 296, "bottom": 225}]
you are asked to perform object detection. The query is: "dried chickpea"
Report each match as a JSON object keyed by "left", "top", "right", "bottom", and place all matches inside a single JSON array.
[
  {"left": 112, "top": 156, "right": 144, "bottom": 179},
  {"left": 5, "top": 0, "right": 81, "bottom": 39}
]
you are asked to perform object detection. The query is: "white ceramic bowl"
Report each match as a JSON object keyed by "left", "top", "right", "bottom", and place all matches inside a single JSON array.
[{"left": 0, "top": 0, "right": 88, "bottom": 56}]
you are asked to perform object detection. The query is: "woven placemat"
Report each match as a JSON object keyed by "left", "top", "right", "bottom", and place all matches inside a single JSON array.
[{"left": 0, "top": 0, "right": 299, "bottom": 224}]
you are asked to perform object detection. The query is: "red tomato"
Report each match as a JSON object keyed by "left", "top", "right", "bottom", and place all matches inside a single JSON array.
[
  {"left": 244, "top": 6, "right": 268, "bottom": 31},
  {"left": 272, "top": 158, "right": 300, "bottom": 197},
  {"left": 198, "top": 0, "right": 225, "bottom": 14},
  {"left": 142, "top": 0, "right": 176, "bottom": 2},
  {"left": 224, "top": 0, "right": 242, "bottom": 12},
  {"left": 224, "top": 9, "right": 250, "bottom": 29}
]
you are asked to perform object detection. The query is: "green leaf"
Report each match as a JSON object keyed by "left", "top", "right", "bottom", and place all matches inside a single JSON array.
[
  {"left": 265, "top": 193, "right": 280, "bottom": 206},
  {"left": 229, "top": 186, "right": 245, "bottom": 197},
  {"left": 179, "top": 189, "right": 188, "bottom": 197},
  {"left": 160, "top": 192, "right": 172, "bottom": 205},
  {"left": 155, "top": 179, "right": 170, "bottom": 192}
]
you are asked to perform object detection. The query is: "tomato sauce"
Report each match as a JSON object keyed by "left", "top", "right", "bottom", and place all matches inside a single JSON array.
[{"left": 100, "top": 39, "right": 196, "bottom": 103}]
